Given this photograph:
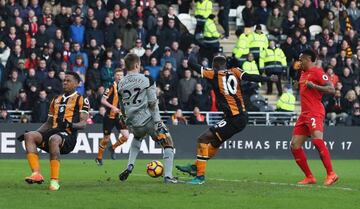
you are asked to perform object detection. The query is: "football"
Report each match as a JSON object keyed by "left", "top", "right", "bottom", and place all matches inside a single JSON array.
[{"left": 146, "top": 160, "right": 164, "bottom": 178}]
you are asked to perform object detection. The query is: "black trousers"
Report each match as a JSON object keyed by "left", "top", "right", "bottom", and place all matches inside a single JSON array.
[
  {"left": 218, "top": 7, "right": 230, "bottom": 37},
  {"left": 266, "top": 71, "right": 282, "bottom": 96}
]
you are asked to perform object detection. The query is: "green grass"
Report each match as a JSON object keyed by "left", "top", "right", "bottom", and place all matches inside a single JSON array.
[{"left": 0, "top": 159, "right": 359, "bottom": 209}]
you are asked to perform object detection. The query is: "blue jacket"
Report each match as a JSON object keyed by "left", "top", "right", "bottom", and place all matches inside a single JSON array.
[
  {"left": 145, "top": 65, "right": 161, "bottom": 80},
  {"left": 69, "top": 24, "right": 85, "bottom": 45}
]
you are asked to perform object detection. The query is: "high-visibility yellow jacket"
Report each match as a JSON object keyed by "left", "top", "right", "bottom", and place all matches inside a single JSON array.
[
  {"left": 242, "top": 60, "right": 259, "bottom": 75},
  {"left": 195, "top": 0, "right": 213, "bottom": 18},
  {"left": 248, "top": 32, "right": 268, "bottom": 52},
  {"left": 233, "top": 33, "right": 250, "bottom": 58},
  {"left": 276, "top": 92, "right": 296, "bottom": 111},
  {"left": 259, "top": 47, "right": 287, "bottom": 69},
  {"left": 204, "top": 18, "right": 220, "bottom": 38}
]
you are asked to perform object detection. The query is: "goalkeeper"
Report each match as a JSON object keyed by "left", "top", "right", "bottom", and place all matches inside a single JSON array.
[{"left": 117, "top": 53, "right": 178, "bottom": 184}]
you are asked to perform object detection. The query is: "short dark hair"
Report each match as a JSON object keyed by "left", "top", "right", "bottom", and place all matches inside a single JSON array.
[
  {"left": 300, "top": 49, "right": 316, "bottom": 62},
  {"left": 114, "top": 68, "right": 123, "bottom": 74},
  {"left": 212, "top": 55, "right": 227, "bottom": 71},
  {"left": 124, "top": 53, "right": 140, "bottom": 71},
  {"left": 65, "top": 71, "right": 81, "bottom": 83}
]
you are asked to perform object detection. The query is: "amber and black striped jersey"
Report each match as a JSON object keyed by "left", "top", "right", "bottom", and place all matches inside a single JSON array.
[
  {"left": 103, "top": 81, "right": 120, "bottom": 119},
  {"left": 48, "top": 91, "right": 90, "bottom": 134},
  {"left": 201, "top": 67, "right": 246, "bottom": 117}
]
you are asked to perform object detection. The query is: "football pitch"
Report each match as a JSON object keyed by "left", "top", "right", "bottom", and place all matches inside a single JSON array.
[{"left": 0, "top": 159, "right": 359, "bottom": 209}]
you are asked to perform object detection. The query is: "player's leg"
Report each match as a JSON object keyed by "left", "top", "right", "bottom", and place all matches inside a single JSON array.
[
  {"left": 48, "top": 134, "right": 63, "bottom": 191},
  {"left": 24, "top": 131, "right": 44, "bottom": 184},
  {"left": 290, "top": 134, "right": 316, "bottom": 184},
  {"left": 96, "top": 117, "right": 114, "bottom": 165},
  {"left": 311, "top": 129, "right": 338, "bottom": 186},
  {"left": 119, "top": 127, "right": 145, "bottom": 182},
  {"left": 109, "top": 120, "right": 129, "bottom": 159},
  {"left": 158, "top": 133, "right": 176, "bottom": 183}
]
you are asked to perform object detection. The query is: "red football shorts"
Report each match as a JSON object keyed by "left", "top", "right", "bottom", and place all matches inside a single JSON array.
[{"left": 293, "top": 114, "right": 324, "bottom": 136}]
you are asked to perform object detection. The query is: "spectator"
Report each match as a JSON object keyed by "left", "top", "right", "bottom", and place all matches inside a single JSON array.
[
  {"left": 146, "top": 35, "right": 160, "bottom": 60},
  {"left": 31, "top": 89, "right": 49, "bottom": 123},
  {"left": 276, "top": 84, "right": 296, "bottom": 112},
  {"left": 282, "top": 10, "right": 297, "bottom": 36},
  {"left": 326, "top": 89, "right": 348, "bottom": 125},
  {"left": 136, "top": 18, "right": 147, "bottom": 45},
  {"left": 86, "top": 60, "right": 101, "bottom": 92},
  {"left": 294, "top": 35, "right": 312, "bottom": 57},
  {"left": 101, "top": 58, "right": 114, "bottom": 89},
  {"left": 161, "top": 18, "right": 180, "bottom": 48},
  {"left": 69, "top": 16, "right": 85, "bottom": 45},
  {"left": 242, "top": 0, "right": 258, "bottom": 27},
  {"left": 178, "top": 69, "right": 197, "bottom": 110},
  {"left": 0, "top": 106, "right": 12, "bottom": 123},
  {"left": 167, "top": 109, "right": 187, "bottom": 125},
  {"left": 295, "top": 17, "right": 310, "bottom": 39},
  {"left": 322, "top": 11, "right": 340, "bottom": 35},
  {"left": 35, "top": 59, "right": 48, "bottom": 82},
  {"left": 318, "top": 0, "right": 330, "bottom": 24},
  {"left": 157, "top": 67, "right": 177, "bottom": 103},
  {"left": 42, "top": 68, "right": 62, "bottom": 100},
  {"left": 85, "top": 19, "right": 104, "bottom": 47},
  {"left": 217, "top": 0, "right": 231, "bottom": 39},
  {"left": 93, "top": 105, "right": 106, "bottom": 123},
  {"left": 326, "top": 66, "right": 339, "bottom": 87},
  {"left": 120, "top": 20, "right": 138, "bottom": 51},
  {"left": 70, "top": 42, "right": 89, "bottom": 68},
  {"left": 55, "top": 6, "right": 72, "bottom": 32},
  {"left": 346, "top": 102, "right": 360, "bottom": 126},
  {"left": 156, "top": 86, "right": 167, "bottom": 111},
  {"left": 340, "top": 67, "right": 357, "bottom": 94},
  {"left": 145, "top": 57, "right": 161, "bottom": 80},
  {"left": 112, "top": 38, "right": 128, "bottom": 62},
  {"left": 299, "top": 0, "right": 319, "bottom": 26},
  {"left": 160, "top": 47, "right": 177, "bottom": 69},
  {"left": 6, "top": 45, "right": 25, "bottom": 73},
  {"left": 20, "top": 114, "right": 30, "bottom": 123},
  {"left": 255, "top": 0, "right": 270, "bottom": 26},
  {"left": 347, "top": 0, "right": 360, "bottom": 21},
  {"left": 149, "top": 16, "right": 165, "bottom": 48},
  {"left": 188, "top": 83, "right": 211, "bottom": 111},
  {"left": 94, "top": 0, "right": 107, "bottom": 24},
  {"left": 171, "top": 41, "right": 184, "bottom": 70},
  {"left": 146, "top": 7, "right": 159, "bottom": 32},
  {"left": 266, "top": 7, "right": 283, "bottom": 36},
  {"left": 4, "top": 70, "right": 23, "bottom": 108},
  {"left": 43, "top": 0, "right": 61, "bottom": 16},
  {"left": 14, "top": 88, "right": 30, "bottom": 110},
  {"left": 189, "top": 106, "right": 206, "bottom": 125},
  {"left": 130, "top": 39, "right": 146, "bottom": 57},
  {"left": 0, "top": 41, "right": 11, "bottom": 68}
]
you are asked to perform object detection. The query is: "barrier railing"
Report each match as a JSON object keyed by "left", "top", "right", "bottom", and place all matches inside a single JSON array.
[{"left": 7, "top": 110, "right": 298, "bottom": 126}]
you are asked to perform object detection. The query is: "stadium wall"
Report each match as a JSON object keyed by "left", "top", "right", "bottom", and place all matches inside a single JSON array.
[{"left": 0, "top": 124, "right": 358, "bottom": 159}]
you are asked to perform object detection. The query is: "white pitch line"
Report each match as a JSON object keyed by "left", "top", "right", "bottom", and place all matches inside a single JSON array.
[{"left": 132, "top": 174, "right": 357, "bottom": 192}]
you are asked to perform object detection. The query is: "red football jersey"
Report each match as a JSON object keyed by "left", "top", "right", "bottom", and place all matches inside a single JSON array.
[{"left": 299, "top": 67, "right": 329, "bottom": 116}]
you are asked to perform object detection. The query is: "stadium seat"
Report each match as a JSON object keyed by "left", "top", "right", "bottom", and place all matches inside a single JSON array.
[
  {"left": 178, "top": 13, "right": 197, "bottom": 34},
  {"left": 253, "top": 24, "right": 269, "bottom": 35},
  {"left": 236, "top": 6, "right": 245, "bottom": 28},
  {"left": 250, "top": 94, "right": 266, "bottom": 103},
  {"left": 309, "top": 25, "right": 322, "bottom": 40}
]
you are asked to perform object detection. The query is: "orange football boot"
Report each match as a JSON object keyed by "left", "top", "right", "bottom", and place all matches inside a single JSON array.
[
  {"left": 25, "top": 172, "right": 44, "bottom": 184},
  {"left": 298, "top": 176, "right": 317, "bottom": 185},
  {"left": 324, "top": 172, "right": 339, "bottom": 186}
]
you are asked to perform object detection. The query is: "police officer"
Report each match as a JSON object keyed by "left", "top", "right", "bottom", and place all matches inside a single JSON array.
[{"left": 194, "top": 0, "right": 213, "bottom": 35}]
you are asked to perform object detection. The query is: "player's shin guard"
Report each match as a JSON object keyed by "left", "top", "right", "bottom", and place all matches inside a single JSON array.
[
  {"left": 196, "top": 143, "right": 209, "bottom": 176},
  {"left": 312, "top": 139, "right": 333, "bottom": 175},
  {"left": 50, "top": 160, "right": 60, "bottom": 180},
  {"left": 112, "top": 136, "right": 127, "bottom": 150},
  {"left": 163, "top": 147, "right": 174, "bottom": 178},
  {"left": 128, "top": 139, "right": 141, "bottom": 167},
  {"left": 97, "top": 138, "right": 108, "bottom": 160},
  {"left": 27, "top": 153, "right": 40, "bottom": 173},
  {"left": 291, "top": 147, "right": 313, "bottom": 177}
]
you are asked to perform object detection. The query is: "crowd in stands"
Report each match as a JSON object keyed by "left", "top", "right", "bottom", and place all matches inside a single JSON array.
[{"left": 0, "top": 0, "right": 359, "bottom": 126}]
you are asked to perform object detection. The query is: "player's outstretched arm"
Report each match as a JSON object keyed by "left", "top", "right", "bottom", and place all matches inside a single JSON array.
[
  {"left": 241, "top": 73, "right": 278, "bottom": 82},
  {"left": 306, "top": 81, "right": 335, "bottom": 94}
]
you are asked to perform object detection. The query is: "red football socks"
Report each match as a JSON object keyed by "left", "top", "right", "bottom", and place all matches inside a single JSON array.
[
  {"left": 291, "top": 147, "right": 313, "bottom": 177},
  {"left": 312, "top": 139, "right": 333, "bottom": 175}
]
